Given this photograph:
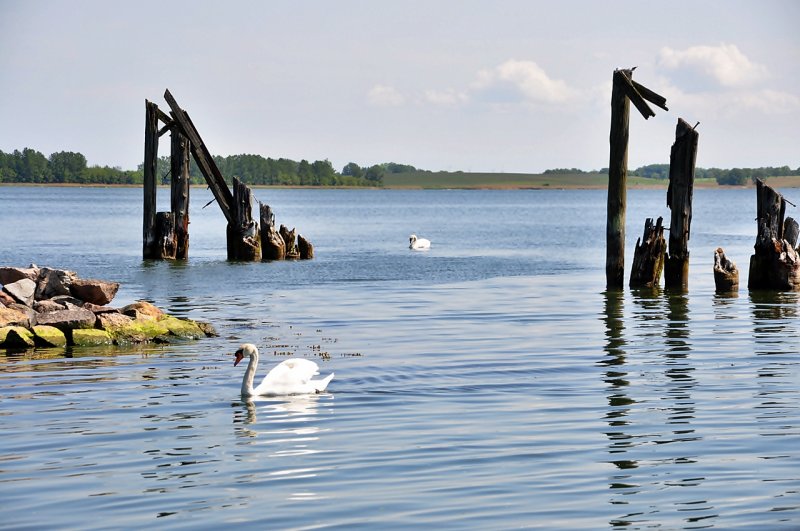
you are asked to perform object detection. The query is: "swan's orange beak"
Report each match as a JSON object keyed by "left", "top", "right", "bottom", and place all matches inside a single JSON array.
[{"left": 234, "top": 350, "right": 244, "bottom": 367}]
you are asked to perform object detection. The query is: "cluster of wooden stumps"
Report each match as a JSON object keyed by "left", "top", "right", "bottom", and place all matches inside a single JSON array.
[
  {"left": 143, "top": 89, "right": 312, "bottom": 262},
  {"left": 607, "top": 68, "right": 799, "bottom": 294}
]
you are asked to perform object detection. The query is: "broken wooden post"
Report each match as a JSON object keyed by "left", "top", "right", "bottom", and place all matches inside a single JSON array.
[
  {"left": 259, "top": 203, "right": 286, "bottom": 260},
  {"left": 629, "top": 217, "right": 666, "bottom": 288},
  {"left": 156, "top": 212, "right": 177, "bottom": 259},
  {"left": 298, "top": 235, "right": 314, "bottom": 260},
  {"left": 227, "top": 177, "right": 261, "bottom": 261},
  {"left": 606, "top": 68, "right": 667, "bottom": 289},
  {"left": 143, "top": 100, "right": 160, "bottom": 259},
  {"left": 714, "top": 247, "right": 739, "bottom": 293},
  {"left": 664, "top": 118, "right": 699, "bottom": 290},
  {"left": 170, "top": 129, "right": 191, "bottom": 259},
  {"left": 748, "top": 179, "right": 800, "bottom": 290}
]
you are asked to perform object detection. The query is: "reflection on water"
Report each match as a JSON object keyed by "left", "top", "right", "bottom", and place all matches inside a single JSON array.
[{"left": 599, "top": 286, "right": 800, "bottom": 529}]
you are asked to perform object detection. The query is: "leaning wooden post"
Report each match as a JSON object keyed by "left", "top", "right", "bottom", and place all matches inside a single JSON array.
[
  {"left": 664, "top": 118, "right": 699, "bottom": 290},
  {"left": 227, "top": 177, "right": 261, "bottom": 261},
  {"left": 606, "top": 69, "right": 667, "bottom": 289},
  {"left": 170, "top": 129, "right": 191, "bottom": 259},
  {"left": 143, "top": 100, "right": 160, "bottom": 259}
]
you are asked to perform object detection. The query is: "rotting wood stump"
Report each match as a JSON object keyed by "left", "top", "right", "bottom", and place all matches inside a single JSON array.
[
  {"left": 713, "top": 247, "right": 739, "bottom": 293},
  {"left": 748, "top": 179, "right": 800, "bottom": 290},
  {"left": 259, "top": 203, "right": 286, "bottom": 260},
  {"left": 227, "top": 177, "right": 261, "bottom": 261},
  {"left": 629, "top": 216, "right": 666, "bottom": 289}
]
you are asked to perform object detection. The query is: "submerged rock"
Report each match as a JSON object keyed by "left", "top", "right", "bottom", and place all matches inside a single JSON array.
[
  {"left": 2, "top": 326, "right": 35, "bottom": 348},
  {"left": 72, "top": 329, "right": 114, "bottom": 347},
  {"left": 32, "top": 325, "right": 68, "bottom": 347}
]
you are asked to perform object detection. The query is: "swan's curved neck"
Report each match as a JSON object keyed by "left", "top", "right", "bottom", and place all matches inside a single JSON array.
[{"left": 241, "top": 352, "right": 258, "bottom": 397}]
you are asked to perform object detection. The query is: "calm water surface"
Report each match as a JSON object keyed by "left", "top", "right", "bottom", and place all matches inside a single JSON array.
[{"left": 1, "top": 186, "right": 798, "bottom": 529}]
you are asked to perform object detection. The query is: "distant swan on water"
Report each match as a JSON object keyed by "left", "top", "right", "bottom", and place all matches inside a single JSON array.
[
  {"left": 233, "top": 343, "right": 334, "bottom": 397},
  {"left": 409, "top": 234, "right": 431, "bottom": 250}
]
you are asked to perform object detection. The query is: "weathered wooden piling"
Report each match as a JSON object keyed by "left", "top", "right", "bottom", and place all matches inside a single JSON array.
[
  {"left": 606, "top": 69, "right": 667, "bottom": 289},
  {"left": 713, "top": 247, "right": 739, "bottom": 293},
  {"left": 143, "top": 101, "right": 160, "bottom": 259},
  {"left": 629, "top": 217, "right": 666, "bottom": 289},
  {"left": 227, "top": 177, "right": 261, "bottom": 261},
  {"left": 170, "top": 129, "right": 191, "bottom": 259},
  {"left": 664, "top": 119, "right": 699, "bottom": 290},
  {"left": 748, "top": 179, "right": 800, "bottom": 290},
  {"left": 144, "top": 89, "right": 314, "bottom": 262},
  {"left": 280, "top": 225, "right": 300, "bottom": 259}
]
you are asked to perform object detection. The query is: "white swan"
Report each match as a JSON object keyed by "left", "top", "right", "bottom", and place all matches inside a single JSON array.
[
  {"left": 409, "top": 234, "right": 431, "bottom": 250},
  {"left": 234, "top": 343, "right": 334, "bottom": 397}
]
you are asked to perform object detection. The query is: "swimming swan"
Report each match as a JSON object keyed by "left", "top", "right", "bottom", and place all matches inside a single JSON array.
[
  {"left": 409, "top": 234, "right": 431, "bottom": 250},
  {"left": 234, "top": 343, "right": 334, "bottom": 397}
]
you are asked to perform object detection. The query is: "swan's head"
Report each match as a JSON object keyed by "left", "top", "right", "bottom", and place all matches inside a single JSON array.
[
  {"left": 409, "top": 234, "right": 417, "bottom": 244},
  {"left": 234, "top": 343, "right": 258, "bottom": 366}
]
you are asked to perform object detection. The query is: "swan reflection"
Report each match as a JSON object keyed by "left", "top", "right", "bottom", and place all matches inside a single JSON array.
[{"left": 232, "top": 394, "right": 333, "bottom": 448}]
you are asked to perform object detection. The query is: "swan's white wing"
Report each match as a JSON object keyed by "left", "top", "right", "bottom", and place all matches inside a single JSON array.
[{"left": 254, "top": 358, "right": 321, "bottom": 395}]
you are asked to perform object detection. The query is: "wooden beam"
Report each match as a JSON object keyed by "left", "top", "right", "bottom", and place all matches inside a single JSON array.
[
  {"left": 163, "top": 89, "right": 234, "bottom": 225},
  {"left": 616, "top": 69, "right": 655, "bottom": 119},
  {"left": 155, "top": 106, "right": 173, "bottom": 125},
  {"left": 631, "top": 80, "right": 668, "bottom": 112}
]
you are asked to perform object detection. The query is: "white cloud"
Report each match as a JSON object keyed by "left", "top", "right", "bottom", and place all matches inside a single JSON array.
[
  {"left": 658, "top": 43, "right": 767, "bottom": 89},
  {"left": 367, "top": 84, "right": 405, "bottom": 107},
  {"left": 472, "top": 59, "right": 577, "bottom": 104},
  {"left": 423, "top": 88, "right": 468, "bottom": 107}
]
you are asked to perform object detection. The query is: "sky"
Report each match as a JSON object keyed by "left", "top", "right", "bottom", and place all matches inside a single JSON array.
[{"left": 1, "top": 0, "right": 798, "bottom": 174}]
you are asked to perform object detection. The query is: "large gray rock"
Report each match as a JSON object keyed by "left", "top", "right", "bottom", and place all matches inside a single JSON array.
[
  {"left": 0, "top": 266, "right": 39, "bottom": 285},
  {"left": 33, "top": 299, "right": 68, "bottom": 313},
  {"left": 35, "top": 308, "right": 96, "bottom": 331},
  {"left": 3, "top": 278, "right": 37, "bottom": 306},
  {"left": 70, "top": 278, "right": 120, "bottom": 306},
  {"left": 35, "top": 268, "right": 77, "bottom": 301}
]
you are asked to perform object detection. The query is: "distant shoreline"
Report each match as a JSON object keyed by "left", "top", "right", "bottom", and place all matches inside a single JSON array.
[{"left": 3, "top": 175, "right": 800, "bottom": 190}]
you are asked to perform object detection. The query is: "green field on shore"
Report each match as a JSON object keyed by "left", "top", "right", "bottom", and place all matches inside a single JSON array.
[{"left": 382, "top": 171, "right": 725, "bottom": 189}]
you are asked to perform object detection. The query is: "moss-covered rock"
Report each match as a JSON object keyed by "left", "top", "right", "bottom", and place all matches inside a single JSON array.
[
  {"left": 1, "top": 326, "right": 35, "bottom": 348},
  {"left": 33, "top": 325, "right": 68, "bottom": 347},
  {"left": 159, "top": 315, "right": 205, "bottom": 339},
  {"left": 71, "top": 329, "right": 113, "bottom": 346},
  {"left": 106, "top": 319, "right": 171, "bottom": 344}
]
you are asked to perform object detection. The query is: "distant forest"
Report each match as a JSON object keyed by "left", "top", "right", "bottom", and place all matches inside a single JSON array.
[
  {"left": 0, "top": 148, "right": 417, "bottom": 187},
  {"left": 544, "top": 164, "right": 800, "bottom": 185},
  {"left": 0, "top": 147, "right": 797, "bottom": 187}
]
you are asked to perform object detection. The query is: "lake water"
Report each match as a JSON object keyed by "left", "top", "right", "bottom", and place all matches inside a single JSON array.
[{"left": 1, "top": 185, "right": 799, "bottom": 529}]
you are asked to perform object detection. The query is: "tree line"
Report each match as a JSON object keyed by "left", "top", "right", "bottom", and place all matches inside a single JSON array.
[
  {"left": 629, "top": 164, "right": 799, "bottom": 185},
  {"left": 0, "top": 148, "right": 399, "bottom": 187},
  {"left": 1, "top": 147, "right": 795, "bottom": 187}
]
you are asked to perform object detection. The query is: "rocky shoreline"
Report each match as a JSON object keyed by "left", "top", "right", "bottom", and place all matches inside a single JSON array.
[{"left": 0, "top": 265, "right": 216, "bottom": 350}]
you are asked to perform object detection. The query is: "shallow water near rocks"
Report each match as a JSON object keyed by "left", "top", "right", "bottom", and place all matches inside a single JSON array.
[{"left": 1, "top": 186, "right": 798, "bottom": 528}]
